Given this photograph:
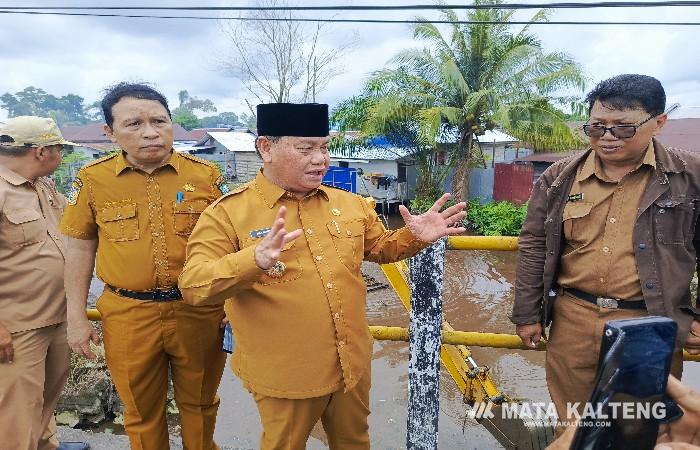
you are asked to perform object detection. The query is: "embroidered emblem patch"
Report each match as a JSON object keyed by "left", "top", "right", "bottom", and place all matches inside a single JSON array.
[
  {"left": 215, "top": 175, "right": 230, "bottom": 194},
  {"left": 67, "top": 178, "right": 83, "bottom": 205}
]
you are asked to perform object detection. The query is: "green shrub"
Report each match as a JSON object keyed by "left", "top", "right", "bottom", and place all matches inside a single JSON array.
[{"left": 467, "top": 200, "right": 527, "bottom": 236}]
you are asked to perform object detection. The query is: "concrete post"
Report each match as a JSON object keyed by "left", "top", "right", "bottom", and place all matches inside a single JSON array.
[{"left": 407, "top": 237, "right": 446, "bottom": 449}]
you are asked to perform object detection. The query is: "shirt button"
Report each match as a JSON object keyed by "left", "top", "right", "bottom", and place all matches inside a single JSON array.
[
  {"left": 306, "top": 228, "right": 313, "bottom": 235},
  {"left": 334, "top": 313, "right": 340, "bottom": 320},
  {"left": 659, "top": 209, "right": 666, "bottom": 214},
  {"left": 315, "top": 255, "right": 323, "bottom": 262},
  {"left": 346, "top": 230, "right": 352, "bottom": 236},
  {"left": 602, "top": 246, "right": 610, "bottom": 253},
  {"left": 609, "top": 217, "right": 617, "bottom": 223},
  {"left": 326, "top": 283, "right": 334, "bottom": 289},
  {"left": 646, "top": 282, "right": 655, "bottom": 289},
  {"left": 338, "top": 340, "right": 345, "bottom": 347},
  {"left": 639, "top": 243, "right": 646, "bottom": 249},
  {"left": 600, "top": 278, "right": 605, "bottom": 283}
]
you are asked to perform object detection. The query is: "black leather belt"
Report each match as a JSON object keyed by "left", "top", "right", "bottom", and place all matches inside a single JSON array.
[
  {"left": 107, "top": 285, "right": 182, "bottom": 302},
  {"left": 564, "top": 288, "right": 646, "bottom": 310}
]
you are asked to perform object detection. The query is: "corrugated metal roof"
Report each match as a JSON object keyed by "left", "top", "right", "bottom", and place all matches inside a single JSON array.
[{"left": 206, "top": 131, "right": 257, "bottom": 152}]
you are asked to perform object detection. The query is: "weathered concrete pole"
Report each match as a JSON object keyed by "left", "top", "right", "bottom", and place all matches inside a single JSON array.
[{"left": 407, "top": 237, "right": 446, "bottom": 449}]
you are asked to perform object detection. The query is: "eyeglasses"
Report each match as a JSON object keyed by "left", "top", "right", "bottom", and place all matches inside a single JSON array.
[{"left": 583, "top": 115, "right": 656, "bottom": 139}]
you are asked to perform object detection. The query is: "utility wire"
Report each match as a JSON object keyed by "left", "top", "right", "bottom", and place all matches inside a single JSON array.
[
  {"left": 1, "top": 2, "right": 700, "bottom": 10},
  {"left": 0, "top": 10, "right": 698, "bottom": 25}
]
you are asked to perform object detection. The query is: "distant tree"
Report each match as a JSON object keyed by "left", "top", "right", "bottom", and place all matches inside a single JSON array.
[
  {"left": 200, "top": 112, "right": 241, "bottom": 128},
  {"left": 0, "top": 87, "right": 97, "bottom": 125},
  {"left": 239, "top": 112, "right": 257, "bottom": 129},
  {"left": 174, "top": 89, "right": 217, "bottom": 115},
  {"left": 333, "top": 3, "right": 587, "bottom": 202},
  {"left": 172, "top": 110, "right": 202, "bottom": 131},
  {"left": 53, "top": 151, "right": 91, "bottom": 194},
  {"left": 219, "top": 0, "right": 356, "bottom": 116}
]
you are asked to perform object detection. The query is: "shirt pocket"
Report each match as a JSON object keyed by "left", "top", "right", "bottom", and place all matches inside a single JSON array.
[
  {"left": 327, "top": 218, "right": 365, "bottom": 272},
  {"left": 562, "top": 201, "right": 594, "bottom": 248},
  {"left": 97, "top": 201, "right": 139, "bottom": 242},
  {"left": 3, "top": 208, "right": 47, "bottom": 247},
  {"left": 653, "top": 195, "right": 697, "bottom": 245},
  {"left": 172, "top": 200, "right": 208, "bottom": 236}
]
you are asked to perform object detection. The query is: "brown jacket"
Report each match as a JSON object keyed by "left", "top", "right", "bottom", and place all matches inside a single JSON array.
[{"left": 512, "top": 139, "right": 700, "bottom": 344}]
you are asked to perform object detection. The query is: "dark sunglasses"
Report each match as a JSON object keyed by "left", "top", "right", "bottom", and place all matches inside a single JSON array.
[{"left": 583, "top": 115, "right": 656, "bottom": 139}]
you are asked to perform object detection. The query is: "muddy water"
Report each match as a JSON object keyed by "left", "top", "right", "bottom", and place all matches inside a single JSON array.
[{"left": 86, "top": 216, "right": 700, "bottom": 449}]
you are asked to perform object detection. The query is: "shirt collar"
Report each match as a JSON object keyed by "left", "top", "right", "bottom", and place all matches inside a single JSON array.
[
  {"left": 0, "top": 164, "right": 30, "bottom": 186},
  {"left": 115, "top": 150, "right": 180, "bottom": 176},
  {"left": 253, "top": 169, "right": 329, "bottom": 209},
  {"left": 577, "top": 140, "right": 657, "bottom": 182}
]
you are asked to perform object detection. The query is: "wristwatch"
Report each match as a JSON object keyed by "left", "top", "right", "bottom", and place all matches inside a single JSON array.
[{"left": 265, "top": 261, "right": 286, "bottom": 278}]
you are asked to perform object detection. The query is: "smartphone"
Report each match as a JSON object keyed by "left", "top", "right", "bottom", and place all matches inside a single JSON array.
[
  {"left": 222, "top": 322, "right": 234, "bottom": 354},
  {"left": 571, "top": 316, "right": 679, "bottom": 450}
]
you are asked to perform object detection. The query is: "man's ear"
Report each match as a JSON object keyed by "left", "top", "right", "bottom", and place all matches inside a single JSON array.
[
  {"left": 257, "top": 136, "right": 273, "bottom": 163},
  {"left": 103, "top": 124, "right": 117, "bottom": 143},
  {"left": 652, "top": 113, "right": 668, "bottom": 136}
]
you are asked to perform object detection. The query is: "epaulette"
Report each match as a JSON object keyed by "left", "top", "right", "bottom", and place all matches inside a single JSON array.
[
  {"left": 179, "top": 152, "right": 218, "bottom": 168},
  {"left": 211, "top": 182, "right": 251, "bottom": 207},
  {"left": 82, "top": 152, "right": 118, "bottom": 169}
]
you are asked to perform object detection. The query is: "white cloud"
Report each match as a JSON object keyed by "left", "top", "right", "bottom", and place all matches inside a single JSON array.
[{"left": 0, "top": 0, "right": 698, "bottom": 120}]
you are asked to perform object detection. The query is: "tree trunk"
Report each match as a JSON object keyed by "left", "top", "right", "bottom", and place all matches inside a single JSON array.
[{"left": 450, "top": 133, "right": 473, "bottom": 203}]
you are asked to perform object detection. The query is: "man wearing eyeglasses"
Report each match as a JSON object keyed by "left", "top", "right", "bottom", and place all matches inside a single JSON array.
[
  {"left": 511, "top": 74, "right": 700, "bottom": 430},
  {"left": 0, "top": 117, "right": 89, "bottom": 450}
]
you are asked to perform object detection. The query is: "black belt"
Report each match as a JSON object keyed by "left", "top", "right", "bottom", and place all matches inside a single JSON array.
[
  {"left": 564, "top": 288, "right": 646, "bottom": 310},
  {"left": 107, "top": 285, "right": 182, "bottom": 302}
]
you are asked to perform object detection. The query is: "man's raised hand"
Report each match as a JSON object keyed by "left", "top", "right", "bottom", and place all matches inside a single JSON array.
[{"left": 254, "top": 206, "right": 303, "bottom": 270}]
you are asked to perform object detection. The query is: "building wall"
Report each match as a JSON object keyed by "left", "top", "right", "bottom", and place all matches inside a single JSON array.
[{"left": 234, "top": 152, "right": 263, "bottom": 182}]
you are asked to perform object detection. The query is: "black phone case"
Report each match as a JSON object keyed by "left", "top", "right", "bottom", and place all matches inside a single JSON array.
[{"left": 571, "top": 316, "right": 679, "bottom": 450}]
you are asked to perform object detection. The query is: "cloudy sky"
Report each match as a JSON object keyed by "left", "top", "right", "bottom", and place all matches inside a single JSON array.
[{"left": 1, "top": 0, "right": 699, "bottom": 122}]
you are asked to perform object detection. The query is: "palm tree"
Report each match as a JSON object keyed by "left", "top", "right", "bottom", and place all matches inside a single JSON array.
[{"left": 333, "top": 1, "right": 588, "bottom": 203}]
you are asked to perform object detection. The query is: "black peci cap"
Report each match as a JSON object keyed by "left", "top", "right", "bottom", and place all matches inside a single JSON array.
[{"left": 256, "top": 103, "right": 329, "bottom": 137}]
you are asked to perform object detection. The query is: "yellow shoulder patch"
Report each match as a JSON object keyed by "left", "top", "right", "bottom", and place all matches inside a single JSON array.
[{"left": 210, "top": 182, "right": 250, "bottom": 208}]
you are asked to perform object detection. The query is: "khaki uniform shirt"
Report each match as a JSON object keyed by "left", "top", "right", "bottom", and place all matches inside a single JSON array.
[
  {"left": 0, "top": 165, "right": 67, "bottom": 333},
  {"left": 59, "top": 151, "right": 224, "bottom": 291},
  {"left": 558, "top": 142, "right": 655, "bottom": 300},
  {"left": 179, "top": 171, "right": 429, "bottom": 399}
]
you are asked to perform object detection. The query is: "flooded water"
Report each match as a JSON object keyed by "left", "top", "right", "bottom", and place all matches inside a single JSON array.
[{"left": 84, "top": 213, "right": 700, "bottom": 449}]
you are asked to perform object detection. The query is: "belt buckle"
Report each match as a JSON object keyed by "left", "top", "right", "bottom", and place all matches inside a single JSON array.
[{"left": 596, "top": 297, "right": 619, "bottom": 309}]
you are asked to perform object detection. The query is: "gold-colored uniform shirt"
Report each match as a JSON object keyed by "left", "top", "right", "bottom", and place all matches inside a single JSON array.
[
  {"left": 0, "top": 165, "right": 67, "bottom": 333},
  {"left": 179, "top": 171, "right": 429, "bottom": 399},
  {"left": 59, "top": 151, "right": 223, "bottom": 290},
  {"left": 558, "top": 142, "right": 655, "bottom": 300}
]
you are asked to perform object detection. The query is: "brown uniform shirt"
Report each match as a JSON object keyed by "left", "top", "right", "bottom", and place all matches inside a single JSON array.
[
  {"left": 179, "top": 171, "right": 429, "bottom": 399},
  {"left": 0, "top": 165, "right": 67, "bottom": 333},
  {"left": 59, "top": 151, "right": 223, "bottom": 291},
  {"left": 558, "top": 142, "right": 655, "bottom": 300}
]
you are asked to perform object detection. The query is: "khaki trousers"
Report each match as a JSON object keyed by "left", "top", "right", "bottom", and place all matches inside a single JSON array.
[
  {"left": 546, "top": 292, "right": 683, "bottom": 433},
  {"left": 0, "top": 322, "right": 70, "bottom": 450},
  {"left": 97, "top": 290, "right": 227, "bottom": 450},
  {"left": 252, "top": 370, "right": 371, "bottom": 450}
]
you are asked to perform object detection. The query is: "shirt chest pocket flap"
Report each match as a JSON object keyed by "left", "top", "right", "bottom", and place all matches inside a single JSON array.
[
  {"left": 653, "top": 196, "right": 697, "bottom": 245},
  {"left": 327, "top": 219, "right": 364, "bottom": 270},
  {"left": 3, "top": 208, "right": 46, "bottom": 246},
  {"left": 98, "top": 202, "right": 139, "bottom": 242},
  {"left": 562, "top": 202, "right": 593, "bottom": 244},
  {"left": 173, "top": 200, "right": 208, "bottom": 236}
]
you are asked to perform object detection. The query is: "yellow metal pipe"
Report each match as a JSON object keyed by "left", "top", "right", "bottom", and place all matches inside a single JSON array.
[
  {"left": 85, "top": 309, "right": 700, "bottom": 362},
  {"left": 447, "top": 235, "right": 518, "bottom": 251},
  {"left": 368, "top": 325, "right": 700, "bottom": 362}
]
